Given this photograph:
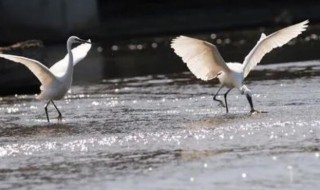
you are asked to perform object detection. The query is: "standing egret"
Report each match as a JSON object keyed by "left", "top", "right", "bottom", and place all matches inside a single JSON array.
[
  {"left": 171, "top": 20, "right": 308, "bottom": 113},
  {"left": 0, "top": 36, "right": 92, "bottom": 122}
]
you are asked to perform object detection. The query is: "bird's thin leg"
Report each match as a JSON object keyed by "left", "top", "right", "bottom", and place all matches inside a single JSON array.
[
  {"left": 51, "top": 100, "right": 62, "bottom": 121},
  {"left": 44, "top": 101, "right": 51, "bottom": 122},
  {"left": 224, "top": 88, "right": 233, "bottom": 113},
  {"left": 213, "top": 86, "right": 225, "bottom": 107},
  {"left": 246, "top": 94, "right": 256, "bottom": 113}
]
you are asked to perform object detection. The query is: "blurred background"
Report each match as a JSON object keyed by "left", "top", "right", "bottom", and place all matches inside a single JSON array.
[{"left": 0, "top": 0, "right": 319, "bottom": 95}]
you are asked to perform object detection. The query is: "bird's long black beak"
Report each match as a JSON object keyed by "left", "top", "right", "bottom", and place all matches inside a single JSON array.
[{"left": 76, "top": 38, "right": 91, "bottom": 44}]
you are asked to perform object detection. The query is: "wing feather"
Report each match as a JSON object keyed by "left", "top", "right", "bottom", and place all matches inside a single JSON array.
[
  {"left": 243, "top": 20, "right": 309, "bottom": 78},
  {"left": 0, "top": 54, "right": 57, "bottom": 86},
  {"left": 171, "top": 36, "right": 230, "bottom": 81},
  {"left": 50, "top": 39, "right": 91, "bottom": 77}
]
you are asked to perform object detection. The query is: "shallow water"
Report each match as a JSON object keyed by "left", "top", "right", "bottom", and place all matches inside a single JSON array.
[{"left": 0, "top": 61, "right": 320, "bottom": 189}]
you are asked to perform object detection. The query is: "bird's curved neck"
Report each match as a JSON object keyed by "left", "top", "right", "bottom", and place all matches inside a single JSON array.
[{"left": 64, "top": 42, "right": 74, "bottom": 79}]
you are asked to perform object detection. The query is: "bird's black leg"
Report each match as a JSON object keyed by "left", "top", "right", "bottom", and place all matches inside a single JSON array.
[
  {"left": 246, "top": 94, "right": 256, "bottom": 113},
  {"left": 224, "top": 88, "right": 233, "bottom": 113},
  {"left": 44, "top": 101, "right": 51, "bottom": 122},
  {"left": 51, "top": 100, "right": 62, "bottom": 121},
  {"left": 213, "top": 86, "right": 225, "bottom": 107}
]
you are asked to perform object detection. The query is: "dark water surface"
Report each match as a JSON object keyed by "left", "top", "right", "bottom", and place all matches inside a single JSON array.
[{"left": 0, "top": 61, "right": 320, "bottom": 189}]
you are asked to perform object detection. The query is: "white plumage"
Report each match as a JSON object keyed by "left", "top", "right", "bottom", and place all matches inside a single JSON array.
[
  {"left": 171, "top": 20, "right": 309, "bottom": 113},
  {"left": 171, "top": 36, "right": 230, "bottom": 81},
  {"left": 0, "top": 36, "right": 92, "bottom": 122},
  {"left": 242, "top": 20, "right": 308, "bottom": 78},
  {"left": 50, "top": 39, "right": 92, "bottom": 77}
]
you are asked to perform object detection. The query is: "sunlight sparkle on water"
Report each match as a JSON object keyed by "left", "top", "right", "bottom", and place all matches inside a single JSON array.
[
  {"left": 92, "top": 101, "right": 99, "bottom": 106},
  {"left": 7, "top": 107, "right": 19, "bottom": 113},
  {"left": 151, "top": 42, "right": 158, "bottom": 48}
]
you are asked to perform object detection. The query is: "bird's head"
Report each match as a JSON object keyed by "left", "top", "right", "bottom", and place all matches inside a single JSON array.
[{"left": 68, "top": 36, "right": 91, "bottom": 45}]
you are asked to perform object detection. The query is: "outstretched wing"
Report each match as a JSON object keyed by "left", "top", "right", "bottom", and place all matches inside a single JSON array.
[
  {"left": 171, "top": 36, "right": 231, "bottom": 81},
  {"left": 243, "top": 20, "right": 309, "bottom": 78},
  {"left": 0, "top": 53, "right": 57, "bottom": 86},
  {"left": 50, "top": 39, "right": 92, "bottom": 77}
]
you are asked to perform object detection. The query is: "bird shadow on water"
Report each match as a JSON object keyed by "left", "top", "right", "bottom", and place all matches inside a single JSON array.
[
  {"left": 184, "top": 111, "right": 267, "bottom": 129},
  {"left": 0, "top": 122, "right": 80, "bottom": 138},
  {"left": 91, "top": 149, "right": 226, "bottom": 176}
]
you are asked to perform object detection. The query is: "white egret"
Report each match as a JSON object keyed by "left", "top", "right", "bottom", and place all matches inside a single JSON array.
[
  {"left": 171, "top": 20, "right": 308, "bottom": 113},
  {"left": 0, "top": 36, "right": 92, "bottom": 122}
]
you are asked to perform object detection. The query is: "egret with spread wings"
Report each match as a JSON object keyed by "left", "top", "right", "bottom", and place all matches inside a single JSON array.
[
  {"left": 171, "top": 20, "right": 308, "bottom": 113},
  {"left": 0, "top": 36, "right": 91, "bottom": 122}
]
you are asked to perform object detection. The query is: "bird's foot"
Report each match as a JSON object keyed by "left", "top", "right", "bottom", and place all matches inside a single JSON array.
[
  {"left": 57, "top": 115, "right": 63, "bottom": 122},
  {"left": 250, "top": 109, "right": 268, "bottom": 114}
]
